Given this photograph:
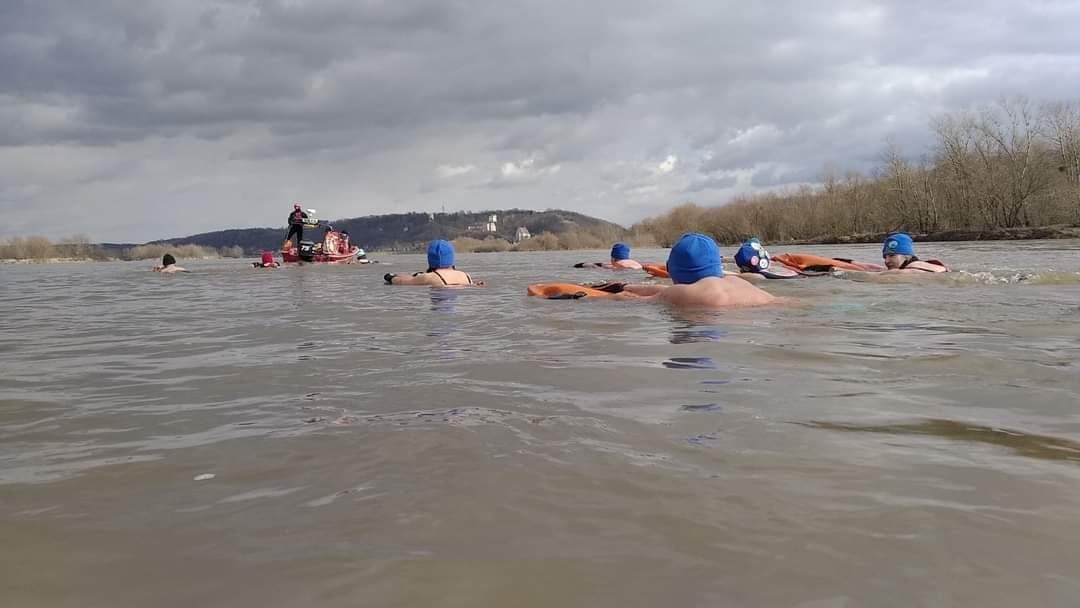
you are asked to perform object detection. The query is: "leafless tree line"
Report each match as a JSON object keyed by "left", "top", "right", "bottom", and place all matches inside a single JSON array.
[
  {"left": 0, "top": 235, "right": 245, "bottom": 261},
  {"left": 637, "top": 98, "right": 1080, "bottom": 246}
]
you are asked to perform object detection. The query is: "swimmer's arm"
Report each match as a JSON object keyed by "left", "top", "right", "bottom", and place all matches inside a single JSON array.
[
  {"left": 654, "top": 285, "right": 695, "bottom": 306},
  {"left": 617, "top": 284, "right": 666, "bottom": 299}
]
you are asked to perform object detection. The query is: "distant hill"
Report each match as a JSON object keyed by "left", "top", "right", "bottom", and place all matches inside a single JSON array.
[{"left": 154, "top": 209, "right": 627, "bottom": 253}]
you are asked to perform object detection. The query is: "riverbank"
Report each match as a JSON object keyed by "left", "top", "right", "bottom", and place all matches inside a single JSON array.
[
  {"left": 5, "top": 224, "right": 1080, "bottom": 263},
  {"left": 1, "top": 257, "right": 99, "bottom": 264},
  {"left": 0, "top": 255, "right": 234, "bottom": 264},
  {"left": 779, "top": 224, "right": 1080, "bottom": 246}
]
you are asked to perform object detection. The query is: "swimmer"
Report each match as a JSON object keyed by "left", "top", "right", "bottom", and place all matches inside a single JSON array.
[
  {"left": 573, "top": 243, "right": 644, "bottom": 269},
  {"left": 880, "top": 232, "right": 949, "bottom": 272},
  {"left": 618, "top": 233, "right": 776, "bottom": 307},
  {"left": 384, "top": 239, "right": 484, "bottom": 286},
  {"left": 252, "top": 251, "right": 280, "bottom": 268},
  {"left": 732, "top": 238, "right": 802, "bottom": 280},
  {"left": 608, "top": 242, "right": 643, "bottom": 269},
  {"left": 152, "top": 254, "right": 188, "bottom": 273}
]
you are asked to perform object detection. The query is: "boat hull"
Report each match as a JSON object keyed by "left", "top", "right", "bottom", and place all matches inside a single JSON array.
[{"left": 282, "top": 246, "right": 361, "bottom": 264}]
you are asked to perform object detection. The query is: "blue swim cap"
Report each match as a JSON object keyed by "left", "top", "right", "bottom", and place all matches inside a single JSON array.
[
  {"left": 882, "top": 232, "right": 915, "bottom": 257},
  {"left": 427, "top": 239, "right": 455, "bottom": 269},
  {"left": 734, "top": 238, "right": 771, "bottom": 273},
  {"left": 666, "top": 233, "right": 723, "bottom": 284},
  {"left": 611, "top": 242, "right": 631, "bottom": 260}
]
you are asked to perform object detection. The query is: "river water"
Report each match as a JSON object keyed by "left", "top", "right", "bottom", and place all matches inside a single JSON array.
[{"left": 2, "top": 241, "right": 1080, "bottom": 607}]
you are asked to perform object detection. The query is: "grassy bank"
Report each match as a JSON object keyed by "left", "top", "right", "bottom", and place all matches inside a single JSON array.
[{"left": 0, "top": 236, "right": 247, "bottom": 262}]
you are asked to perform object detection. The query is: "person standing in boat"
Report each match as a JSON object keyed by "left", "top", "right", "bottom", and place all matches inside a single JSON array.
[{"left": 285, "top": 204, "right": 307, "bottom": 247}]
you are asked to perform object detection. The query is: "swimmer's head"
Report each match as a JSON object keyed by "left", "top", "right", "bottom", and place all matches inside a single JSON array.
[
  {"left": 666, "top": 233, "right": 723, "bottom": 285},
  {"left": 882, "top": 232, "right": 915, "bottom": 269},
  {"left": 734, "top": 238, "right": 771, "bottom": 273},
  {"left": 427, "top": 239, "right": 455, "bottom": 270},
  {"left": 261, "top": 251, "right": 274, "bottom": 265},
  {"left": 610, "top": 242, "right": 631, "bottom": 261},
  {"left": 162, "top": 253, "right": 176, "bottom": 266}
]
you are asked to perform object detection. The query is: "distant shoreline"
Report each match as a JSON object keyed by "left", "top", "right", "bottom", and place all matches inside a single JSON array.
[
  {"left": 4, "top": 225, "right": 1079, "bottom": 263},
  {"left": 769, "top": 224, "right": 1080, "bottom": 247}
]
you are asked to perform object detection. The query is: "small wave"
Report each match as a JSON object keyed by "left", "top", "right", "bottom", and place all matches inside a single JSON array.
[
  {"left": 833, "top": 269, "right": 1080, "bottom": 285},
  {"left": 945, "top": 270, "right": 1080, "bottom": 285},
  {"left": 795, "top": 418, "right": 1080, "bottom": 463}
]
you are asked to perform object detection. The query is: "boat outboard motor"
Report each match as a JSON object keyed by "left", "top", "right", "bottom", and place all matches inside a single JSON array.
[{"left": 298, "top": 240, "right": 316, "bottom": 261}]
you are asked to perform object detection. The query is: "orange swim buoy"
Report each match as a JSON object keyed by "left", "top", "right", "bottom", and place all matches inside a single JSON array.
[
  {"left": 641, "top": 263, "right": 670, "bottom": 278},
  {"left": 771, "top": 253, "right": 885, "bottom": 272},
  {"left": 527, "top": 283, "right": 621, "bottom": 299}
]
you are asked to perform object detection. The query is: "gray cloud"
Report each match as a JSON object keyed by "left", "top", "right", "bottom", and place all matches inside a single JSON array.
[{"left": 2, "top": 0, "right": 1079, "bottom": 241}]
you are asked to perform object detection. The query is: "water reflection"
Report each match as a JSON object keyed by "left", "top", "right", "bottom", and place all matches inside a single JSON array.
[
  {"left": 661, "top": 309, "right": 731, "bottom": 344},
  {"left": 662, "top": 308, "right": 729, "bottom": 326},
  {"left": 669, "top": 327, "right": 728, "bottom": 344},
  {"left": 798, "top": 418, "right": 1080, "bottom": 463},
  {"left": 427, "top": 290, "right": 460, "bottom": 359},
  {"left": 430, "top": 289, "right": 459, "bottom": 314}
]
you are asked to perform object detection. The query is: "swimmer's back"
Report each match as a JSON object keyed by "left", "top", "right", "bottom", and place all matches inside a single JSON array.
[
  {"left": 428, "top": 268, "right": 474, "bottom": 286},
  {"left": 659, "top": 276, "right": 776, "bottom": 308}
]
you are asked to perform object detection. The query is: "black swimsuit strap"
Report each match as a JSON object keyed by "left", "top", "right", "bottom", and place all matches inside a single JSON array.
[
  {"left": 899, "top": 256, "right": 920, "bottom": 269},
  {"left": 900, "top": 256, "right": 940, "bottom": 272},
  {"left": 432, "top": 270, "right": 449, "bottom": 285}
]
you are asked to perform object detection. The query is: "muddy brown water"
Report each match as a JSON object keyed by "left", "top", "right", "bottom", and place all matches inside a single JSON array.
[{"left": 2, "top": 241, "right": 1080, "bottom": 607}]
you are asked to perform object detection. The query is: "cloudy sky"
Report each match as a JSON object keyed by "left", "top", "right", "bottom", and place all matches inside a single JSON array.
[{"left": 2, "top": 0, "right": 1078, "bottom": 242}]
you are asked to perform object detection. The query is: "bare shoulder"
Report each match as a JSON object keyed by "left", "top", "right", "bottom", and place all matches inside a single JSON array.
[
  {"left": 659, "top": 277, "right": 776, "bottom": 308},
  {"left": 720, "top": 275, "right": 775, "bottom": 300},
  {"left": 421, "top": 272, "right": 446, "bottom": 286},
  {"left": 906, "top": 261, "right": 950, "bottom": 273}
]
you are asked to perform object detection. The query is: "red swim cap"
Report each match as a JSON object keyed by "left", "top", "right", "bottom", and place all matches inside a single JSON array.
[{"left": 261, "top": 251, "right": 274, "bottom": 264}]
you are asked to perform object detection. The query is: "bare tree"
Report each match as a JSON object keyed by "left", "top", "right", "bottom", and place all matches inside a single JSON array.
[
  {"left": 1041, "top": 101, "right": 1080, "bottom": 222},
  {"left": 931, "top": 109, "right": 986, "bottom": 228},
  {"left": 1041, "top": 101, "right": 1080, "bottom": 185},
  {"left": 971, "top": 97, "right": 1053, "bottom": 227}
]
